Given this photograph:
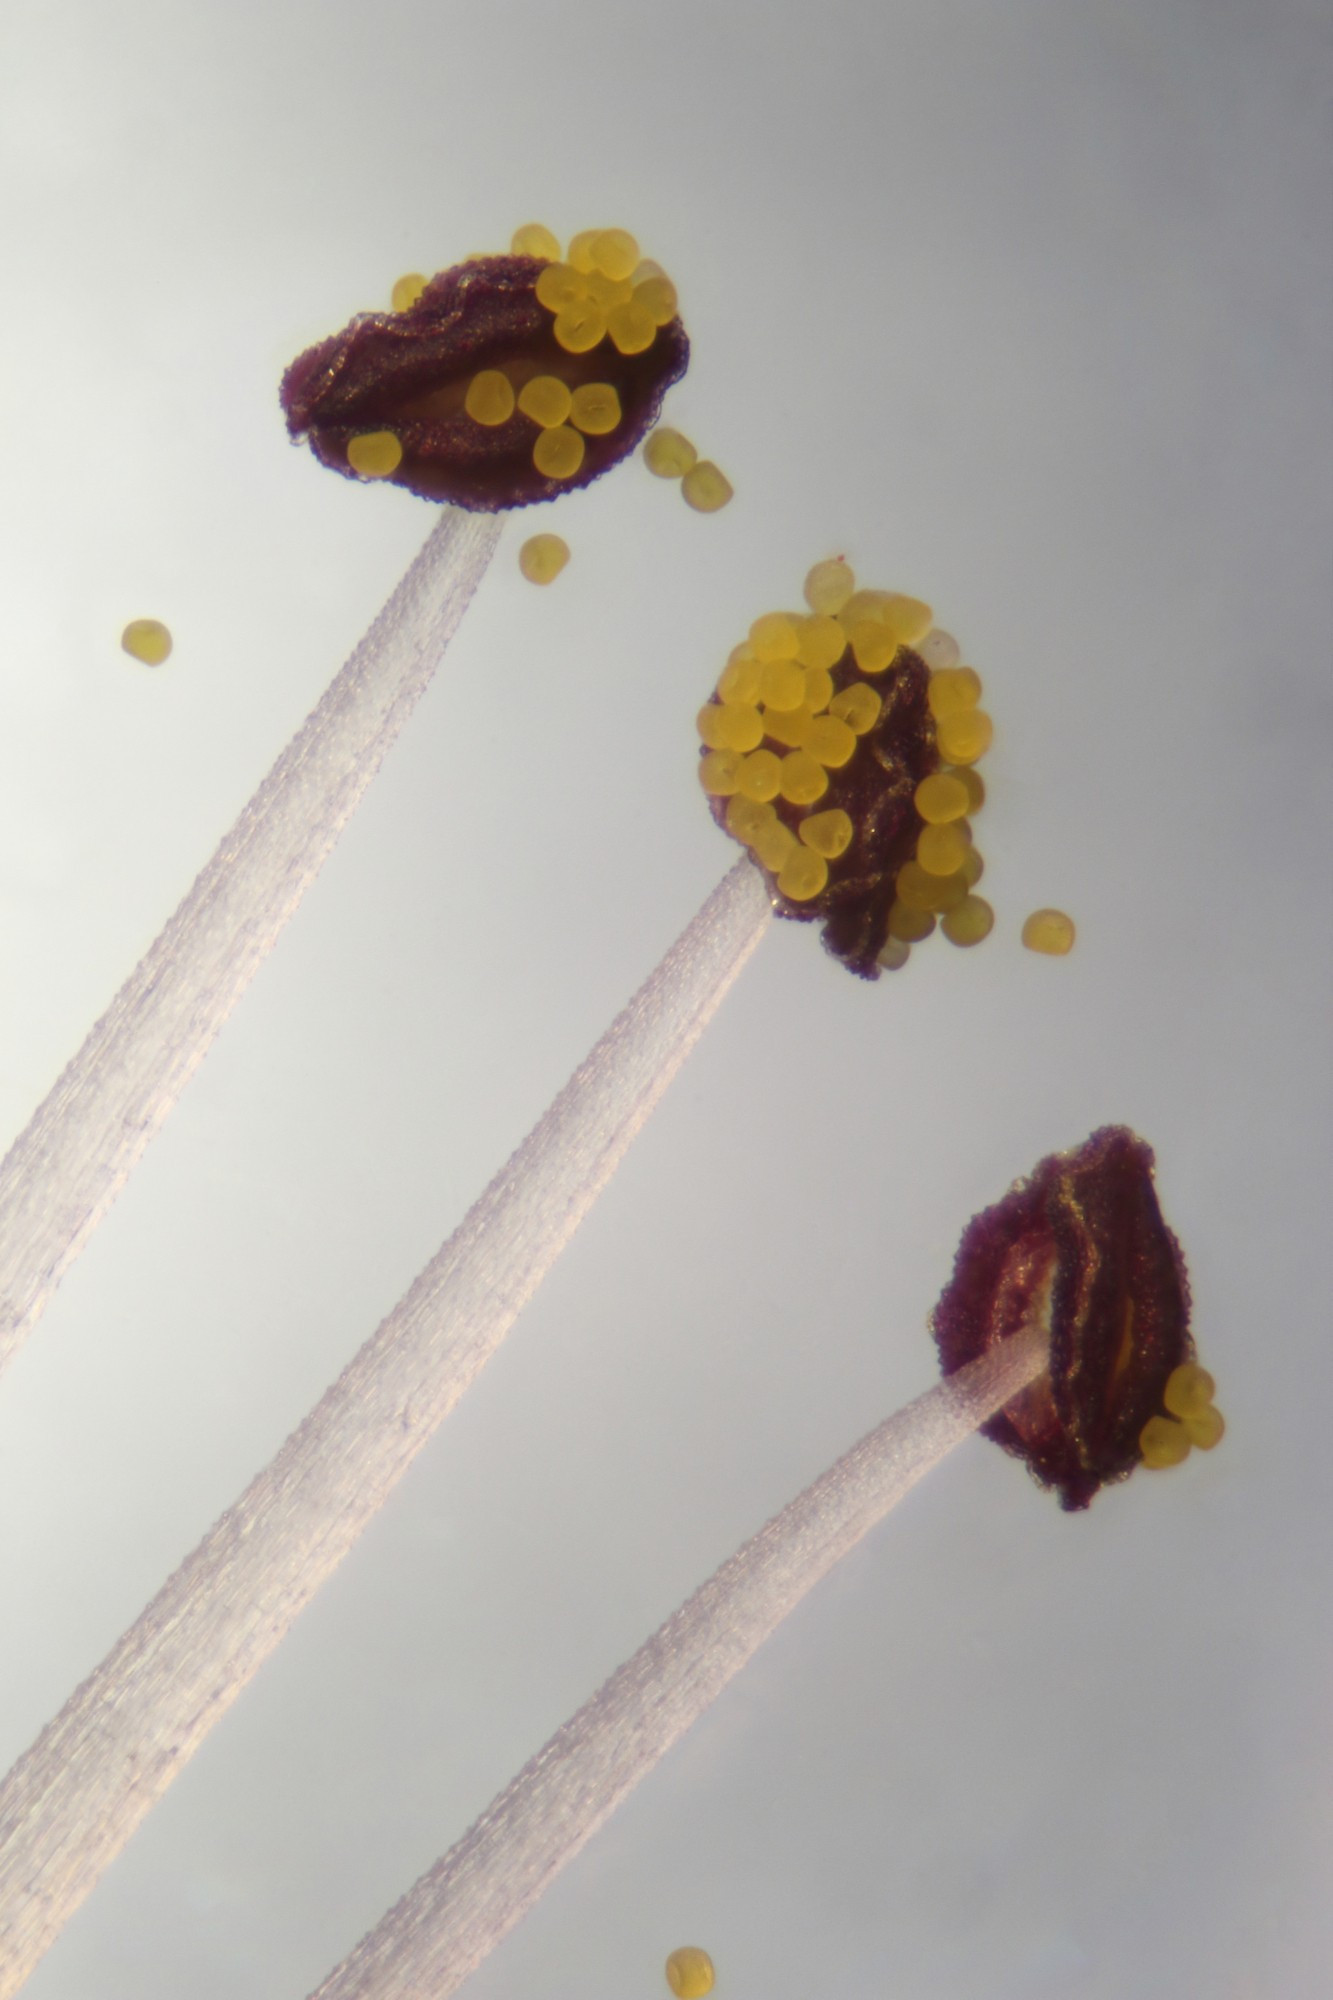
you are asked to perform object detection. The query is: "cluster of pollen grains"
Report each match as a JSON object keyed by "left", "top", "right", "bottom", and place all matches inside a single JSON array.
[
  {"left": 1140, "top": 1363, "right": 1226, "bottom": 1470},
  {"left": 697, "top": 559, "right": 995, "bottom": 977}
]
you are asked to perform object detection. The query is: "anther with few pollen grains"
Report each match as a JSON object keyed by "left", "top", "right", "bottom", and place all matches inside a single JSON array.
[
  {"left": 697, "top": 559, "right": 995, "bottom": 976},
  {"left": 281, "top": 224, "right": 689, "bottom": 509},
  {"left": 932, "top": 1126, "right": 1223, "bottom": 1509}
]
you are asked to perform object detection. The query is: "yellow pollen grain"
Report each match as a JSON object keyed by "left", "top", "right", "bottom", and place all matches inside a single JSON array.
[
  {"left": 1164, "top": 1363, "right": 1217, "bottom": 1416},
  {"left": 888, "top": 902, "right": 935, "bottom": 943},
  {"left": 633, "top": 275, "right": 678, "bottom": 324},
  {"left": 806, "top": 714, "right": 857, "bottom": 768},
  {"left": 761, "top": 704, "right": 813, "bottom": 749},
  {"left": 828, "top": 683, "right": 882, "bottom": 734},
  {"left": 532, "top": 425, "right": 585, "bottom": 479},
  {"left": 880, "top": 593, "right": 934, "bottom": 646},
  {"left": 569, "top": 382, "right": 621, "bottom": 434},
  {"left": 801, "top": 665, "right": 835, "bottom": 713},
  {"left": 1183, "top": 1404, "right": 1225, "bottom": 1450},
  {"left": 895, "top": 861, "right": 947, "bottom": 911},
  {"left": 839, "top": 588, "right": 892, "bottom": 627},
  {"left": 517, "top": 534, "right": 570, "bottom": 584},
  {"left": 121, "top": 618, "right": 172, "bottom": 665},
  {"left": 952, "top": 765, "right": 986, "bottom": 812},
  {"left": 759, "top": 658, "right": 807, "bottom": 711},
  {"left": 1022, "top": 908, "right": 1077, "bottom": 956},
  {"left": 962, "top": 847, "right": 985, "bottom": 886},
  {"left": 464, "top": 370, "right": 516, "bottom": 426},
  {"left": 917, "top": 821, "right": 971, "bottom": 876},
  {"left": 390, "top": 272, "right": 427, "bottom": 312},
  {"left": 928, "top": 667, "right": 983, "bottom": 720},
  {"left": 914, "top": 773, "right": 971, "bottom": 824},
  {"left": 1140, "top": 1414, "right": 1192, "bottom": 1469},
  {"left": 346, "top": 430, "right": 403, "bottom": 477},
  {"left": 718, "top": 649, "right": 762, "bottom": 705},
  {"left": 717, "top": 704, "right": 764, "bottom": 752},
  {"left": 795, "top": 615, "right": 847, "bottom": 672},
  {"left": 804, "top": 558, "right": 856, "bottom": 614},
  {"left": 850, "top": 622, "right": 899, "bottom": 675},
  {"left": 751, "top": 612, "right": 800, "bottom": 660},
  {"left": 584, "top": 270, "right": 633, "bottom": 308},
  {"left": 697, "top": 703, "right": 732, "bottom": 751},
  {"left": 607, "top": 300, "right": 657, "bottom": 354},
  {"left": 737, "top": 749, "right": 782, "bottom": 801},
  {"left": 941, "top": 894, "right": 995, "bottom": 946},
  {"left": 935, "top": 708, "right": 993, "bottom": 765},
  {"left": 631, "top": 258, "right": 666, "bottom": 283},
  {"left": 799, "top": 808, "right": 854, "bottom": 858},
  {"left": 591, "top": 228, "right": 640, "bottom": 280},
  {"left": 753, "top": 818, "right": 797, "bottom": 871},
  {"left": 699, "top": 748, "right": 742, "bottom": 796},
  {"left": 777, "top": 844, "right": 828, "bottom": 901},
  {"left": 566, "top": 229, "right": 601, "bottom": 274},
  {"left": 517, "top": 375, "right": 573, "bottom": 428},
  {"left": 511, "top": 222, "right": 561, "bottom": 261},
  {"left": 681, "top": 461, "right": 733, "bottom": 512},
  {"left": 553, "top": 301, "right": 607, "bottom": 353},
  {"left": 726, "top": 794, "right": 775, "bottom": 845},
  {"left": 535, "top": 262, "right": 589, "bottom": 313},
  {"left": 778, "top": 750, "right": 829, "bottom": 805},
  {"left": 644, "top": 427, "right": 697, "bottom": 478}
]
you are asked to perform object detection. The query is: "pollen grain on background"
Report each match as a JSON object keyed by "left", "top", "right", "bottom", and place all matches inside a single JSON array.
[{"left": 120, "top": 619, "right": 173, "bottom": 667}]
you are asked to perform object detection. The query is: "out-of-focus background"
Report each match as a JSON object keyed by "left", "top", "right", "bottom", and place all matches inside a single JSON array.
[{"left": 0, "top": 3, "right": 1329, "bottom": 1995}]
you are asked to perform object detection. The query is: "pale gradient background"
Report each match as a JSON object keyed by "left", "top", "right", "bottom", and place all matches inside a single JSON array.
[{"left": 0, "top": 2, "right": 1330, "bottom": 1996}]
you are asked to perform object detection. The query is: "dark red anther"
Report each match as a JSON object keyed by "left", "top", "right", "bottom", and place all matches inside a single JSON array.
[
  {"left": 281, "top": 254, "right": 689, "bottom": 510},
  {"left": 930, "top": 1127, "right": 1194, "bottom": 1510}
]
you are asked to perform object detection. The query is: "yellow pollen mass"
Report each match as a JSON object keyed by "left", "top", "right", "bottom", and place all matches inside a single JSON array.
[
  {"left": 1183, "top": 1404, "right": 1225, "bottom": 1450},
  {"left": 607, "top": 300, "right": 657, "bottom": 353},
  {"left": 778, "top": 749, "right": 829, "bottom": 805},
  {"left": 804, "top": 557, "right": 856, "bottom": 614},
  {"left": 569, "top": 382, "right": 622, "bottom": 434},
  {"left": 681, "top": 461, "right": 734, "bottom": 512},
  {"left": 799, "top": 808, "right": 854, "bottom": 858},
  {"left": 761, "top": 704, "right": 813, "bottom": 748},
  {"left": 591, "top": 228, "right": 640, "bottom": 280},
  {"left": 795, "top": 615, "right": 847, "bottom": 671},
  {"left": 718, "top": 650, "right": 762, "bottom": 705},
  {"left": 511, "top": 222, "right": 561, "bottom": 261},
  {"left": 390, "top": 272, "right": 427, "bottom": 311},
  {"left": 758, "top": 657, "right": 807, "bottom": 710},
  {"left": 518, "top": 534, "right": 570, "bottom": 584},
  {"left": 737, "top": 749, "right": 782, "bottom": 800},
  {"left": 806, "top": 714, "right": 857, "bottom": 767},
  {"left": 828, "top": 683, "right": 882, "bottom": 734},
  {"left": 553, "top": 301, "right": 607, "bottom": 352},
  {"left": 1140, "top": 1414, "right": 1192, "bottom": 1469},
  {"left": 750, "top": 612, "right": 801, "bottom": 660},
  {"left": 935, "top": 708, "right": 993, "bottom": 764},
  {"left": 644, "top": 427, "right": 697, "bottom": 478},
  {"left": 121, "top": 617, "right": 173, "bottom": 665},
  {"left": 532, "top": 425, "right": 586, "bottom": 479},
  {"left": 917, "top": 821, "right": 971, "bottom": 876},
  {"left": 633, "top": 274, "right": 678, "bottom": 324},
  {"left": 566, "top": 229, "right": 601, "bottom": 273},
  {"left": 850, "top": 621, "right": 899, "bottom": 675},
  {"left": 517, "top": 375, "right": 574, "bottom": 428},
  {"left": 464, "top": 370, "right": 516, "bottom": 425},
  {"left": 753, "top": 818, "right": 797, "bottom": 870},
  {"left": 1164, "top": 1363, "right": 1216, "bottom": 1416},
  {"left": 535, "top": 262, "right": 589, "bottom": 312},
  {"left": 726, "top": 794, "right": 775, "bottom": 844},
  {"left": 941, "top": 894, "right": 995, "bottom": 946},
  {"left": 1021, "top": 908, "right": 1077, "bottom": 955},
  {"left": 915, "top": 773, "right": 971, "bottom": 823},
  {"left": 777, "top": 844, "right": 829, "bottom": 901},
  {"left": 699, "top": 748, "right": 742, "bottom": 795},
  {"left": 346, "top": 430, "right": 403, "bottom": 476}
]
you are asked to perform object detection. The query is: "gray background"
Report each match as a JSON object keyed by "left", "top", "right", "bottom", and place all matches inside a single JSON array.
[{"left": 1, "top": 2, "right": 1329, "bottom": 1995}]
